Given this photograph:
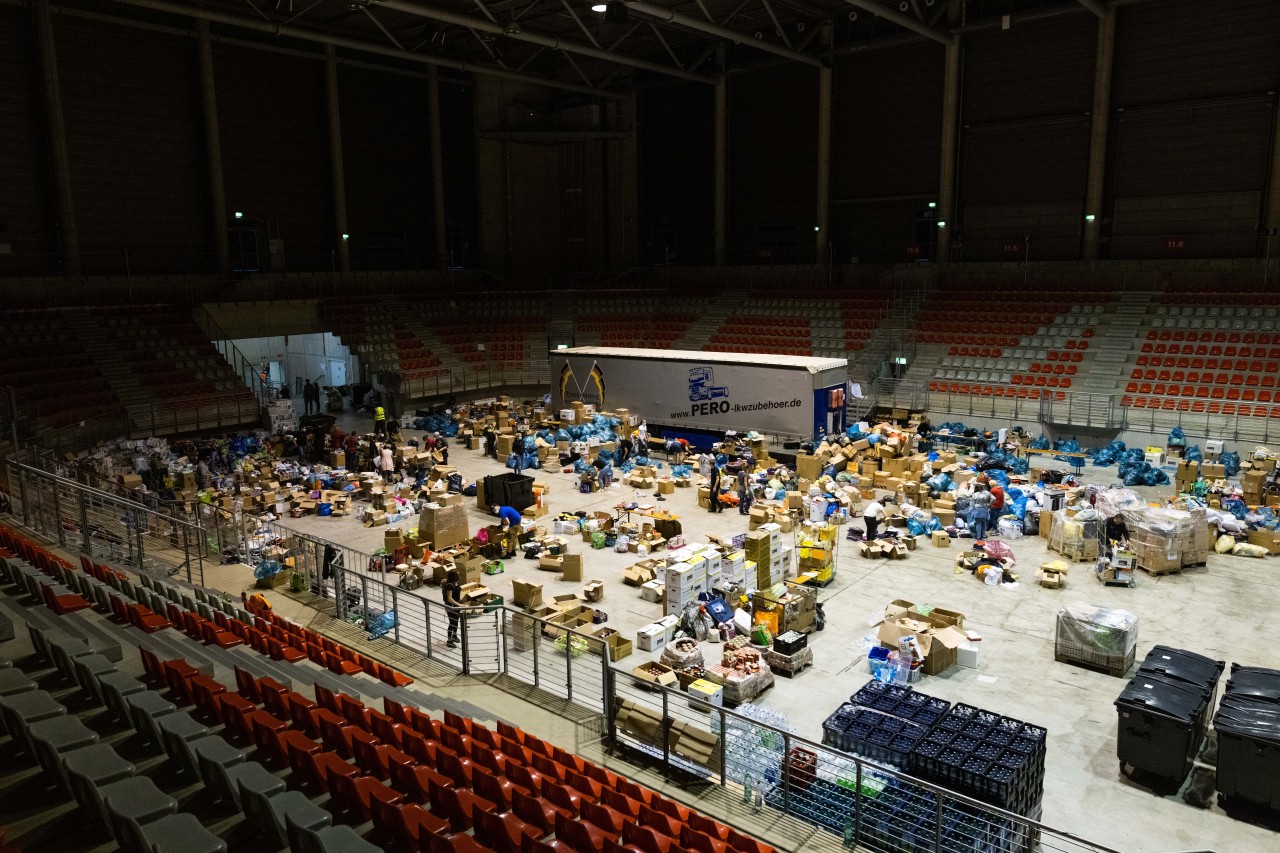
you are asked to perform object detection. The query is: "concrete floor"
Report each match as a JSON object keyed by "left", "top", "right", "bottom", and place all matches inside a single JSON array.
[{"left": 222, "top": 400, "right": 1280, "bottom": 853}]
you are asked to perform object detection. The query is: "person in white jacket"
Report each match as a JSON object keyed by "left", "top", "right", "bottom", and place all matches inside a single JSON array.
[{"left": 378, "top": 444, "right": 396, "bottom": 483}]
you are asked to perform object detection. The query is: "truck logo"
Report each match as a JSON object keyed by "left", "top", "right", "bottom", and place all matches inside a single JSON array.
[
  {"left": 688, "top": 367, "right": 728, "bottom": 402},
  {"left": 688, "top": 366, "right": 730, "bottom": 416}
]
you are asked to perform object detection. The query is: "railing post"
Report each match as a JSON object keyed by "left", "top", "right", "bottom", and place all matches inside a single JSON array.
[
  {"left": 423, "top": 597, "right": 433, "bottom": 660},
  {"left": 717, "top": 707, "right": 726, "bottom": 787},
  {"left": 460, "top": 609, "right": 471, "bottom": 674},
  {"left": 531, "top": 618, "right": 540, "bottom": 687},
  {"left": 16, "top": 467, "right": 30, "bottom": 528},
  {"left": 934, "top": 790, "right": 944, "bottom": 852},
  {"left": 50, "top": 481, "right": 65, "bottom": 547},
  {"left": 660, "top": 687, "right": 670, "bottom": 778},
  {"left": 134, "top": 508, "right": 145, "bottom": 570},
  {"left": 565, "top": 628, "right": 574, "bottom": 701},
  {"left": 77, "top": 490, "right": 90, "bottom": 555},
  {"left": 391, "top": 585, "right": 401, "bottom": 644},
  {"left": 782, "top": 731, "right": 791, "bottom": 816},
  {"left": 499, "top": 607, "right": 509, "bottom": 676},
  {"left": 852, "top": 759, "right": 863, "bottom": 846}
]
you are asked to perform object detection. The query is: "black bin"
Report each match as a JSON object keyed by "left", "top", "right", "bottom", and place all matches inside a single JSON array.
[
  {"left": 482, "top": 473, "right": 535, "bottom": 512},
  {"left": 1214, "top": 697, "right": 1280, "bottom": 811},
  {"left": 1139, "top": 646, "right": 1224, "bottom": 730},
  {"left": 1225, "top": 664, "right": 1280, "bottom": 703},
  {"left": 1115, "top": 674, "right": 1210, "bottom": 785}
]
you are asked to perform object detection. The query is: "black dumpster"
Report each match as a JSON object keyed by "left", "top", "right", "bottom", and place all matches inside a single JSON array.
[
  {"left": 1115, "top": 674, "right": 1210, "bottom": 785},
  {"left": 1215, "top": 664, "right": 1280, "bottom": 812},
  {"left": 1138, "top": 645, "right": 1224, "bottom": 734},
  {"left": 1224, "top": 664, "right": 1280, "bottom": 703},
  {"left": 482, "top": 473, "right": 535, "bottom": 512}
]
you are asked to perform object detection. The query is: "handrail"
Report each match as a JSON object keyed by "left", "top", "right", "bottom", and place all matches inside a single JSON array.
[{"left": 191, "top": 303, "right": 274, "bottom": 407}]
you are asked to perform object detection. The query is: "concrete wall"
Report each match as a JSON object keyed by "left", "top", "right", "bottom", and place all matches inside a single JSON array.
[
  {"left": 230, "top": 332, "right": 355, "bottom": 394},
  {"left": 203, "top": 300, "right": 325, "bottom": 338}
]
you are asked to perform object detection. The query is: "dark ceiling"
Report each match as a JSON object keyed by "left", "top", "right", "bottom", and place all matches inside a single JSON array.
[{"left": 73, "top": 0, "right": 1121, "bottom": 96}]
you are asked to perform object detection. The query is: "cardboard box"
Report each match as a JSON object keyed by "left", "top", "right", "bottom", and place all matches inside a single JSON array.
[
  {"left": 878, "top": 610, "right": 968, "bottom": 676},
  {"left": 667, "top": 720, "right": 720, "bottom": 770},
  {"left": 512, "top": 579, "right": 543, "bottom": 609},
  {"left": 538, "top": 555, "right": 563, "bottom": 572},
  {"left": 582, "top": 580, "right": 605, "bottom": 602},
  {"left": 1197, "top": 461, "right": 1224, "bottom": 480},
  {"left": 614, "top": 698, "right": 663, "bottom": 747},
  {"left": 561, "top": 554, "right": 583, "bottom": 582},
  {"left": 590, "top": 626, "right": 632, "bottom": 661},
  {"left": 632, "top": 662, "right": 678, "bottom": 688},
  {"left": 931, "top": 508, "right": 956, "bottom": 527},
  {"left": 1247, "top": 528, "right": 1280, "bottom": 555},
  {"left": 931, "top": 530, "right": 951, "bottom": 547}
]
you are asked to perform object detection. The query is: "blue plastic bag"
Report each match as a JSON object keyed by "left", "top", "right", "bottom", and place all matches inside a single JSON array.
[
  {"left": 926, "top": 473, "right": 954, "bottom": 493},
  {"left": 1184, "top": 445, "right": 1203, "bottom": 463},
  {"left": 907, "top": 518, "right": 926, "bottom": 536},
  {"left": 1091, "top": 440, "right": 1126, "bottom": 467},
  {"left": 925, "top": 517, "right": 943, "bottom": 533},
  {"left": 254, "top": 559, "right": 282, "bottom": 579},
  {"left": 1221, "top": 451, "right": 1241, "bottom": 477},
  {"left": 1029, "top": 435, "right": 1050, "bottom": 451},
  {"left": 367, "top": 611, "right": 397, "bottom": 640},
  {"left": 1168, "top": 426, "right": 1186, "bottom": 447}
]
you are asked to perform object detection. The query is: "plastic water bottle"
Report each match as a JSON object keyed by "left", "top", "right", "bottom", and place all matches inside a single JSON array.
[{"left": 889, "top": 650, "right": 911, "bottom": 684}]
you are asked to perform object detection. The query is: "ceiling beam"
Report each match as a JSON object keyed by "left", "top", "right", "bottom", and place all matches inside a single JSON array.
[
  {"left": 841, "top": 0, "right": 953, "bottom": 45},
  {"left": 1075, "top": 0, "right": 1108, "bottom": 17},
  {"left": 377, "top": 0, "right": 717, "bottom": 83},
  {"left": 101, "top": 0, "right": 620, "bottom": 97},
  {"left": 622, "top": 0, "right": 825, "bottom": 67}
]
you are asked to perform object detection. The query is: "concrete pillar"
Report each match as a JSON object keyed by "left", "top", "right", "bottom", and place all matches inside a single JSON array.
[
  {"left": 196, "top": 20, "right": 231, "bottom": 277},
  {"left": 427, "top": 65, "right": 449, "bottom": 269},
  {"left": 713, "top": 51, "right": 727, "bottom": 267},
  {"left": 815, "top": 24, "right": 833, "bottom": 267},
  {"left": 935, "top": 34, "right": 961, "bottom": 264},
  {"left": 324, "top": 44, "right": 350, "bottom": 272},
  {"left": 32, "top": 0, "right": 79, "bottom": 276},
  {"left": 1265, "top": 87, "right": 1280, "bottom": 268},
  {"left": 1082, "top": 8, "right": 1116, "bottom": 262}
]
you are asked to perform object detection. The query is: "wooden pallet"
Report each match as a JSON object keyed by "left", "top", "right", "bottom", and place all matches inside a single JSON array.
[
  {"left": 1136, "top": 563, "right": 1182, "bottom": 576},
  {"left": 770, "top": 659, "right": 813, "bottom": 679}
]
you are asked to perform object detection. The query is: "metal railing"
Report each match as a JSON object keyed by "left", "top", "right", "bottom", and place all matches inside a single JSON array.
[
  {"left": 5, "top": 459, "right": 206, "bottom": 584},
  {"left": 192, "top": 304, "right": 274, "bottom": 408},
  {"left": 0, "top": 474, "right": 1153, "bottom": 853},
  {"left": 393, "top": 366, "right": 551, "bottom": 403},
  {"left": 1039, "top": 391, "right": 1124, "bottom": 430},
  {"left": 123, "top": 393, "right": 262, "bottom": 438}
]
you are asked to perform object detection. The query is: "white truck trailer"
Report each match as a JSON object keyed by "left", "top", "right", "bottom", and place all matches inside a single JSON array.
[{"left": 549, "top": 347, "right": 849, "bottom": 442}]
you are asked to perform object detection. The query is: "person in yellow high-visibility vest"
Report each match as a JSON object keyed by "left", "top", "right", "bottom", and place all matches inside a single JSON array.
[{"left": 373, "top": 404, "right": 387, "bottom": 438}]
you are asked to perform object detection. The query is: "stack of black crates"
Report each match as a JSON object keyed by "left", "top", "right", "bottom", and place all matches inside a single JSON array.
[
  {"left": 908, "top": 703, "right": 1047, "bottom": 818},
  {"left": 1214, "top": 664, "right": 1280, "bottom": 815},
  {"left": 822, "top": 681, "right": 951, "bottom": 769},
  {"left": 822, "top": 680, "right": 1046, "bottom": 820}
]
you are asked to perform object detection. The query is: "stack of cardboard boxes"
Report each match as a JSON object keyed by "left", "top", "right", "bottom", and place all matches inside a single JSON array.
[
  {"left": 744, "top": 523, "right": 785, "bottom": 588},
  {"left": 636, "top": 615, "right": 681, "bottom": 651},
  {"left": 796, "top": 521, "right": 836, "bottom": 584},
  {"left": 416, "top": 495, "right": 469, "bottom": 550},
  {"left": 663, "top": 544, "right": 716, "bottom": 615},
  {"left": 1124, "top": 507, "right": 1210, "bottom": 574}
]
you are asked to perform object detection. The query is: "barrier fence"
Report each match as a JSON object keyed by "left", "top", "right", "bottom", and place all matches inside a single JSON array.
[
  {"left": 5, "top": 459, "right": 206, "bottom": 585},
  {"left": 3, "top": 473, "right": 1129, "bottom": 853},
  {"left": 238, "top": 516, "right": 1120, "bottom": 853}
]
